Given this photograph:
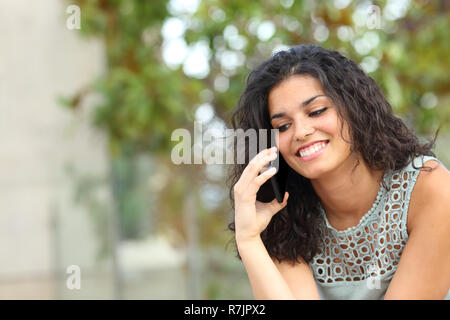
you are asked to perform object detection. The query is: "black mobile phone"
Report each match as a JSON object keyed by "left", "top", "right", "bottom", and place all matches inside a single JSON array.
[
  {"left": 256, "top": 155, "right": 288, "bottom": 203},
  {"left": 256, "top": 131, "right": 288, "bottom": 203}
]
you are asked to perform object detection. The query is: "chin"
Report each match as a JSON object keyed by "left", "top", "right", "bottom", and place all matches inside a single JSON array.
[
  {"left": 299, "top": 168, "right": 327, "bottom": 180},
  {"left": 287, "top": 158, "right": 327, "bottom": 180}
]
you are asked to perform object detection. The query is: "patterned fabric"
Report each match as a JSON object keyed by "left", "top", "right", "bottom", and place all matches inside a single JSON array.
[{"left": 309, "top": 155, "right": 448, "bottom": 299}]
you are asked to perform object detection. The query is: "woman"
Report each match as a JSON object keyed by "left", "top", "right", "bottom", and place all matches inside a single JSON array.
[{"left": 227, "top": 45, "right": 450, "bottom": 299}]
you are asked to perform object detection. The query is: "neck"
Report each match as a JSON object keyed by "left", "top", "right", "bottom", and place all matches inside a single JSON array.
[{"left": 311, "top": 154, "right": 384, "bottom": 230}]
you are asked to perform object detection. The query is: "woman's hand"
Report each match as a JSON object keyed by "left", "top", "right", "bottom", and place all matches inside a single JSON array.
[{"left": 233, "top": 146, "right": 289, "bottom": 244}]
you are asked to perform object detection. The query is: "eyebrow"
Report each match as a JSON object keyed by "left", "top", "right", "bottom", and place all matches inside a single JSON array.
[{"left": 270, "top": 94, "right": 326, "bottom": 121}]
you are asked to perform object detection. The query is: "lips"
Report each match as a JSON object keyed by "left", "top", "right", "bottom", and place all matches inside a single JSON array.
[{"left": 296, "top": 140, "right": 329, "bottom": 156}]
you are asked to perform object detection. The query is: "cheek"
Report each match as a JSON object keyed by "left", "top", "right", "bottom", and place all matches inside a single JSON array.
[
  {"left": 331, "top": 117, "right": 351, "bottom": 144},
  {"left": 277, "top": 133, "right": 291, "bottom": 154},
  {"left": 316, "top": 116, "right": 338, "bottom": 136}
]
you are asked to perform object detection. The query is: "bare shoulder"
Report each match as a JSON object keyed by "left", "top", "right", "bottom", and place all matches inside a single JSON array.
[{"left": 408, "top": 159, "right": 450, "bottom": 234}]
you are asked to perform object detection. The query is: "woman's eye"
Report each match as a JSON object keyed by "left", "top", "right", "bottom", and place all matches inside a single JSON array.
[
  {"left": 278, "top": 124, "right": 290, "bottom": 132},
  {"left": 276, "top": 108, "right": 327, "bottom": 132},
  {"left": 309, "top": 107, "right": 328, "bottom": 117}
]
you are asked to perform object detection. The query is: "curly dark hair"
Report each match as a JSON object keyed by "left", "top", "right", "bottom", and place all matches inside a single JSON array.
[{"left": 226, "top": 44, "right": 439, "bottom": 264}]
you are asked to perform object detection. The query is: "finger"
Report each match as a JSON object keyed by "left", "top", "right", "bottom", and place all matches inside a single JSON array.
[
  {"left": 257, "top": 192, "right": 289, "bottom": 222},
  {"left": 254, "top": 166, "right": 277, "bottom": 187},
  {"left": 239, "top": 146, "right": 278, "bottom": 186},
  {"left": 236, "top": 164, "right": 276, "bottom": 201},
  {"left": 248, "top": 150, "right": 281, "bottom": 193},
  {"left": 269, "top": 191, "right": 289, "bottom": 216}
]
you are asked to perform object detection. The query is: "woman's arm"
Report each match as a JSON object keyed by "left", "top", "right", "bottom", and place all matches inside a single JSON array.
[
  {"left": 237, "top": 237, "right": 295, "bottom": 300},
  {"left": 233, "top": 147, "right": 320, "bottom": 300},
  {"left": 238, "top": 237, "right": 320, "bottom": 300}
]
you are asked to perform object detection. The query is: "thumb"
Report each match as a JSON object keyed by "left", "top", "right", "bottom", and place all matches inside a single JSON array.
[
  {"left": 257, "top": 192, "right": 289, "bottom": 231},
  {"left": 269, "top": 191, "right": 289, "bottom": 216}
]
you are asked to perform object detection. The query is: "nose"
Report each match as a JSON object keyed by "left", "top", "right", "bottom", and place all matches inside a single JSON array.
[{"left": 293, "top": 118, "right": 315, "bottom": 141}]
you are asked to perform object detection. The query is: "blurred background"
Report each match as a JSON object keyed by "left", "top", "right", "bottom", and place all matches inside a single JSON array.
[{"left": 0, "top": 0, "right": 449, "bottom": 299}]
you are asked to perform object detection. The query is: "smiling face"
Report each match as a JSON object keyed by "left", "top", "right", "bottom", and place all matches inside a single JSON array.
[{"left": 268, "top": 74, "right": 354, "bottom": 180}]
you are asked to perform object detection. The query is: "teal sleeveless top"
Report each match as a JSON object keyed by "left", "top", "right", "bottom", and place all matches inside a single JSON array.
[{"left": 309, "top": 155, "right": 450, "bottom": 300}]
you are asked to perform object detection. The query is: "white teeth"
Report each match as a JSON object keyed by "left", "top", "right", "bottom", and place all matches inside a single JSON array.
[{"left": 298, "top": 141, "right": 327, "bottom": 157}]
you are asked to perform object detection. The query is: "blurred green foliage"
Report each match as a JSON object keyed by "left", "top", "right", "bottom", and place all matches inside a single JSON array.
[
  {"left": 67, "top": 0, "right": 449, "bottom": 147},
  {"left": 64, "top": 0, "right": 449, "bottom": 298}
]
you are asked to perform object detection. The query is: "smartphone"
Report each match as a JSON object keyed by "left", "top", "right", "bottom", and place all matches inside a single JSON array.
[{"left": 256, "top": 130, "right": 288, "bottom": 203}]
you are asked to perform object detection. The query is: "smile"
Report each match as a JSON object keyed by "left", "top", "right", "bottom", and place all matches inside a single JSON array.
[{"left": 296, "top": 140, "right": 329, "bottom": 160}]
